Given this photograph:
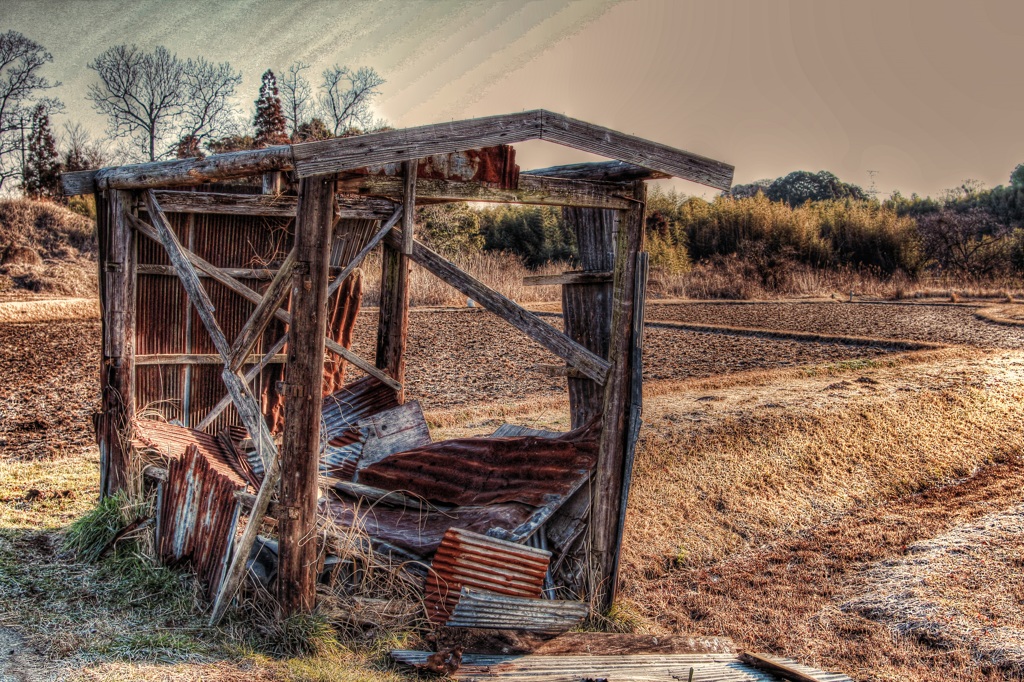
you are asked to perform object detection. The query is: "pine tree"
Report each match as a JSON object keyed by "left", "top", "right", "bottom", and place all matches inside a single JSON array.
[
  {"left": 22, "top": 103, "right": 61, "bottom": 199},
  {"left": 253, "top": 70, "right": 288, "bottom": 147}
]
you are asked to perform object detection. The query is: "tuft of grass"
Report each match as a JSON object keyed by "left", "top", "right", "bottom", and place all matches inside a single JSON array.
[
  {"left": 257, "top": 611, "right": 343, "bottom": 658},
  {"left": 64, "top": 490, "right": 149, "bottom": 562}
]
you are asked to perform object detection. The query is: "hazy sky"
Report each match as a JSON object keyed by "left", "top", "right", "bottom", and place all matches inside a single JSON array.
[{"left": 6, "top": 0, "right": 1023, "bottom": 198}]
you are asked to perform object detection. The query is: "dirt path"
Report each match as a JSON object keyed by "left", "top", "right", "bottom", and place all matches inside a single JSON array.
[
  {"left": 0, "top": 627, "right": 49, "bottom": 682},
  {"left": 0, "top": 299, "right": 98, "bottom": 324}
]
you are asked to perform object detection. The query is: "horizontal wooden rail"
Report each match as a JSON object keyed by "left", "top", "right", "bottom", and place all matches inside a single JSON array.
[
  {"left": 136, "top": 353, "right": 287, "bottom": 366},
  {"left": 523, "top": 271, "right": 613, "bottom": 286}
]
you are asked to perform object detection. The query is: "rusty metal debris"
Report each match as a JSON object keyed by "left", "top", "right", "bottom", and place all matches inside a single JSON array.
[
  {"left": 425, "top": 528, "right": 551, "bottom": 625},
  {"left": 446, "top": 587, "right": 588, "bottom": 632},
  {"left": 157, "top": 443, "right": 245, "bottom": 601}
]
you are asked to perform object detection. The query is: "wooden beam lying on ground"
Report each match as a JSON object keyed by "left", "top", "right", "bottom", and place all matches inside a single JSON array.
[
  {"left": 126, "top": 212, "right": 401, "bottom": 392},
  {"left": 384, "top": 228, "right": 611, "bottom": 385},
  {"left": 336, "top": 174, "right": 633, "bottom": 209}
]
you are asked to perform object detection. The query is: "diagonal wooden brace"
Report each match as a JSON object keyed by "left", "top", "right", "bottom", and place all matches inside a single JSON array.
[
  {"left": 126, "top": 210, "right": 400, "bottom": 391},
  {"left": 227, "top": 247, "right": 298, "bottom": 373},
  {"left": 384, "top": 228, "right": 612, "bottom": 385}
]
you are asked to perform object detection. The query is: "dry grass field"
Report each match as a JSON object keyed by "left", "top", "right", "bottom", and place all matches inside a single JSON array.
[{"left": 2, "top": 296, "right": 1023, "bottom": 681}]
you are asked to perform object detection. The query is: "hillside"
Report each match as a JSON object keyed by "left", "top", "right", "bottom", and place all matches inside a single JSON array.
[{"left": 0, "top": 198, "right": 97, "bottom": 299}]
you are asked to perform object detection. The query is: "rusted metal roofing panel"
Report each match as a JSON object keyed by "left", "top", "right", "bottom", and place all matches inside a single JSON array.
[
  {"left": 321, "top": 376, "right": 400, "bottom": 438},
  {"left": 357, "top": 427, "right": 598, "bottom": 507},
  {"left": 322, "top": 497, "right": 534, "bottom": 557},
  {"left": 135, "top": 420, "right": 247, "bottom": 488},
  {"left": 446, "top": 587, "right": 588, "bottom": 632},
  {"left": 355, "top": 401, "right": 431, "bottom": 471},
  {"left": 390, "top": 651, "right": 854, "bottom": 681},
  {"left": 338, "top": 145, "right": 518, "bottom": 188},
  {"left": 425, "top": 528, "right": 550, "bottom": 625},
  {"left": 157, "top": 443, "right": 244, "bottom": 601}
]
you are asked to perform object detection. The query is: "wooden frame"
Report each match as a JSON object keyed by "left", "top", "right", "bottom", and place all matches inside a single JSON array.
[{"left": 68, "top": 111, "right": 729, "bottom": 622}]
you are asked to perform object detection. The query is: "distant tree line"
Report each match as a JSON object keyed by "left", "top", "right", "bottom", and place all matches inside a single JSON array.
[
  {"left": 0, "top": 28, "right": 386, "bottom": 199},
  {"left": 415, "top": 163, "right": 1024, "bottom": 281}
]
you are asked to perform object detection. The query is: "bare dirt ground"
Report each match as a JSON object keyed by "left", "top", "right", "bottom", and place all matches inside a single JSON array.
[{"left": 2, "top": 300, "right": 1024, "bottom": 680}]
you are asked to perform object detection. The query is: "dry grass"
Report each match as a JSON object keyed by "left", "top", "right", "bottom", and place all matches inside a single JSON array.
[
  {"left": 622, "top": 350, "right": 1024, "bottom": 575},
  {"left": 843, "top": 504, "right": 1024, "bottom": 672},
  {"left": 359, "top": 251, "right": 564, "bottom": 308},
  {"left": 0, "top": 198, "right": 97, "bottom": 298}
]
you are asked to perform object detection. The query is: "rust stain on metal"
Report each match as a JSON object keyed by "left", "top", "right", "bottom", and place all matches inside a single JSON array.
[
  {"left": 135, "top": 419, "right": 247, "bottom": 488},
  {"left": 357, "top": 423, "right": 599, "bottom": 507},
  {"left": 338, "top": 146, "right": 519, "bottom": 188},
  {"left": 323, "top": 498, "right": 534, "bottom": 557},
  {"left": 157, "top": 443, "right": 244, "bottom": 601},
  {"left": 425, "top": 528, "right": 551, "bottom": 625}
]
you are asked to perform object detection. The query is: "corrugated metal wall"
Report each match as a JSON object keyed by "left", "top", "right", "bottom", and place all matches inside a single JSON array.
[{"left": 135, "top": 188, "right": 294, "bottom": 431}]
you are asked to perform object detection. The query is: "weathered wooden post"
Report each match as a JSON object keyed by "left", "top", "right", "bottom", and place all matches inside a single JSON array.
[
  {"left": 375, "top": 160, "right": 417, "bottom": 401},
  {"left": 589, "top": 180, "right": 647, "bottom": 612},
  {"left": 277, "top": 174, "right": 337, "bottom": 615},
  {"left": 95, "top": 189, "right": 137, "bottom": 497},
  {"left": 562, "top": 207, "right": 616, "bottom": 428}
]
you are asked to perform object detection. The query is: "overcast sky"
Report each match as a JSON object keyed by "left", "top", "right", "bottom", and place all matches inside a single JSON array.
[{"left": 6, "top": 0, "right": 1023, "bottom": 198}]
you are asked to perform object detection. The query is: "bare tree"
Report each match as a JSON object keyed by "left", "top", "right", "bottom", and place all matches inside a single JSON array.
[
  {"left": 280, "top": 61, "right": 312, "bottom": 139},
  {"left": 61, "top": 121, "right": 108, "bottom": 171},
  {"left": 318, "top": 65, "right": 384, "bottom": 136},
  {"left": 88, "top": 45, "right": 241, "bottom": 162},
  {"left": 179, "top": 57, "right": 243, "bottom": 149},
  {"left": 0, "top": 30, "right": 60, "bottom": 191}
]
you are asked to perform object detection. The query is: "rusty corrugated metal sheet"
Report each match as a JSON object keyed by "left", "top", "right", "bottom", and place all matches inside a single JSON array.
[
  {"left": 390, "top": 650, "right": 853, "bottom": 681},
  {"left": 157, "top": 443, "right": 244, "bottom": 601},
  {"left": 135, "top": 419, "right": 247, "bottom": 487},
  {"left": 425, "top": 528, "right": 550, "bottom": 625},
  {"left": 445, "top": 587, "right": 588, "bottom": 632},
  {"left": 339, "top": 146, "right": 519, "bottom": 188},
  {"left": 322, "top": 497, "right": 534, "bottom": 558},
  {"left": 134, "top": 207, "right": 292, "bottom": 429},
  {"left": 357, "top": 424, "right": 598, "bottom": 507},
  {"left": 321, "top": 376, "right": 400, "bottom": 438}
]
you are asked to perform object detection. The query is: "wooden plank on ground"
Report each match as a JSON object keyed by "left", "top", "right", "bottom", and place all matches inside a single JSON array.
[{"left": 384, "top": 229, "right": 611, "bottom": 385}]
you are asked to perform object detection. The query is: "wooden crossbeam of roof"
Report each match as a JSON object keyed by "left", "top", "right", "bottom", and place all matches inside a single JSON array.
[{"left": 61, "top": 109, "right": 733, "bottom": 195}]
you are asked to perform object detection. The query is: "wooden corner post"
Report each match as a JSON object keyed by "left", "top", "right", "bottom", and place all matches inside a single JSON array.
[
  {"left": 95, "top": 189, "right": 137, "bottom": 497},
  {"left": 591, "top": 180, "right": 647, "bottom": 612},
  {"left": 375, "top": 160, "right": 417, "bottom": 401},
  {"left": 278, "top": 174, "right": 337, "bottom": 616}
]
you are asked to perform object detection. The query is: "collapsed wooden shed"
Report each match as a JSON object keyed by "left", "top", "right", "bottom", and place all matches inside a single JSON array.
[{"left": 62, "top": 110, "right": 734, "bottom": 625}]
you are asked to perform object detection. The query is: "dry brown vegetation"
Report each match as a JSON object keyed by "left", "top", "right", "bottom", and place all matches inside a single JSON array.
[
  {"left": 0, "top": 198, "right": 97, "bottom": 298},
  {"left": 3, "top": 268, "right": 1024, "bottom": 679}
]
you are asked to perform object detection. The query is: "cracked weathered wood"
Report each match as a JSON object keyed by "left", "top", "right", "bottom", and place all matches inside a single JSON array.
[
  {"left": 522, "top": 160, "right": 670, "bottom": 182},
  {"left": 278, "top": 174, "right": 336, "bottom": 616},
  {"left": 336, "top": 174, "right": 633, "bottom": 209},
  {"left": 227, "top": 248, "right": 298, "bottom": 372}
]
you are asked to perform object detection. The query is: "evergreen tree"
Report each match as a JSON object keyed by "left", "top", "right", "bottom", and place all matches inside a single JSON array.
[
  {"left": 22, "top": 103, "right": 61, "bottom": 199},
  {"left": 253, "top": 69, "right": 288, "bottom": 147}
]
